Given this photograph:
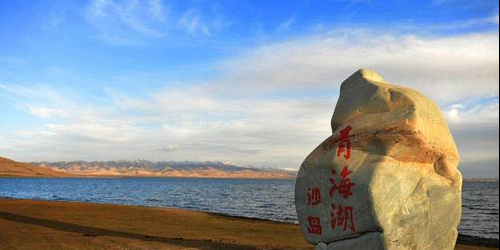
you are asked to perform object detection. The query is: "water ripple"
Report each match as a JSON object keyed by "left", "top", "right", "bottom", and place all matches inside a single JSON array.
[{"left": 0, "top": 178, "right": 497, "bottom": 239}]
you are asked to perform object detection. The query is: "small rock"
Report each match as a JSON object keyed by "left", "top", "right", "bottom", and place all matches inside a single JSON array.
[{"left": 315, "top": 242, "right": 327, "bottom": 250}]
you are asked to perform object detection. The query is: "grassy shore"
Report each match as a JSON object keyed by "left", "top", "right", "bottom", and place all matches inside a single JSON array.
[{"left": 0, "top": 199, "right": 496, "bottom": 250}]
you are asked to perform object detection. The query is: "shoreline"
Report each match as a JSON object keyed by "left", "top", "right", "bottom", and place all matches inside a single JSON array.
[
  {"left": 0, "top": 196, "right": 499, "bottom": 244},
  {"left": 0, "top": 175, "right": 297, "bottom": 180},
  {"left": 0, "top": 198, "right": 497, "bottom": 250}
]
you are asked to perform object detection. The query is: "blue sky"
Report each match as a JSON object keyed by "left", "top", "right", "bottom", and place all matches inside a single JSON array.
[{"left": 0, "top": 0, "right": 499, "bottom": 177}]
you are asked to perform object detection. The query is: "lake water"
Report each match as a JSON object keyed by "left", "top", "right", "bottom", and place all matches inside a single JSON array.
[{"left": 0, "top": 178, "right": 497, "bottom": 239}]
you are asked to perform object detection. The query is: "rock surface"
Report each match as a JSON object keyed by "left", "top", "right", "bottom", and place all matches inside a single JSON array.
[{"left": 295, "top": 69, "right": 462, "bottom": 250}]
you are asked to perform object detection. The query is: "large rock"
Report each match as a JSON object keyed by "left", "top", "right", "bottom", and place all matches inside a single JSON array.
[{"left": 295, "top": 69, "right": 462, "bottom": 250}]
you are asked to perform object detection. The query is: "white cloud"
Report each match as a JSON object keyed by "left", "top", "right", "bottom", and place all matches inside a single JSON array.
[
  {"left": 27, "top": 106, "right": 62, "bottom": 119},
  {"left": 0, "top": 83, "right": 70, "bottom": 106},
  {"left": 444, "top": 97, "right": 499, "bottom": 124},
  {"left": 218, "top": 30, "right": 499, "bottom": 104},
  {"left": 0, "top": 81, "right": 332, "bottom": 166},
  {"left": 1, "top": 29, "right": 498, "bottom": 176},
  {"left": 442, "top": 97, "right": 499, "bottom": 176},
  {"left": 85, "top": 0, "right": 167, "bottom": 44},
  {"left": 177, "top": 9, "right": 212, "bottom": 36}
]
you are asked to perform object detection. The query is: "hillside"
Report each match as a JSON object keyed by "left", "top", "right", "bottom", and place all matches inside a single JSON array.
[
  {"left": 34, "top": 160, "right": 297, "bottom": 179},
  {"left": 0, "top": 157, "right": 72, "bottom": 177}
]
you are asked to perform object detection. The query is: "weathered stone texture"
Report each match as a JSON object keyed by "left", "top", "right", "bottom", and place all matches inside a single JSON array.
[{"left": 295, "top": 69, "right": 462, "bottom": 250}]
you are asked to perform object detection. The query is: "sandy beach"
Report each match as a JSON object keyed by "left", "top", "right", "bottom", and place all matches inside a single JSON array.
[{"left": 0, "top": 199, "right": 496, "bottom": 250}]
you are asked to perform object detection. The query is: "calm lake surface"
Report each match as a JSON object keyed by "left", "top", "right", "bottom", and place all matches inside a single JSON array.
[{"left": 0, "top": 178, "right": 498, "bottom": 239}]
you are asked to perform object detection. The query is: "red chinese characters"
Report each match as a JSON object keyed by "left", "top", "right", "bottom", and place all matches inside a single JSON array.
[
  {"left": 329, "top": 166, "right": 356, "bottom": 199},
  {"left": 307, "top": 216, "right": 323, "bottom": 235},
  {"left": 333, "top": 125, "right": 355, "bottom": 160},
  {"left": 308, "top": 187, "right": 322, "bottom": 206},
  {"left": 330, "top": 203, "right": 356, "bottom": 231},
  {"left": 306, "top": 188, "right": 323, "bottom": 235},
  {"left": 304, "top": 125, "right": 357, "bottom": 236},
  {"left": 329, "top": 125, "right": 357, "bottom": 233}
]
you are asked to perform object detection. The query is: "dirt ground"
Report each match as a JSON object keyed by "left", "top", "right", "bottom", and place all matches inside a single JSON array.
[{"left": 0, "top": 199, "right": 495, "bottom": 250}]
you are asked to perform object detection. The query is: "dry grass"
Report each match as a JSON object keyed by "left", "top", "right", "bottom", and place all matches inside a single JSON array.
[{"left": 0, "top": 199, "right": 495, "bottom": 250}]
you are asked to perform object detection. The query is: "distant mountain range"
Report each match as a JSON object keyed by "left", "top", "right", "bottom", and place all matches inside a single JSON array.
[
  {"left": 0, "top": 157, "right": 71, "bottom": 177},
  {"left": 2, "top": 156, "right": 498, "bottom": 180},
  {"left": 32, "top": 160, "right": 297, "bottom": 179}
]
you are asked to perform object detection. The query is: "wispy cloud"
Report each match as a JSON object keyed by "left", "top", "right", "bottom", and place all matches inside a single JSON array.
[
  {"left": 175, "top": 6, "right": 231, "bottom": 37},
  {"left": 277, "top": 16, "right": 296, "bottom": 32},
  {"left": 149, "top": 0, "right": 167, "bottom": 22},
  {"left": 83, "top": 0, "right": 231, "bottom": 43},
  {"left": 429, "top": 14, "right": 500, "bottom": 31},
  {"left": 177, "top": 9, "right": 212, "bottom": 36},
  {"left": 84, "top": 0, "right": 168, "bottom": 44}
]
